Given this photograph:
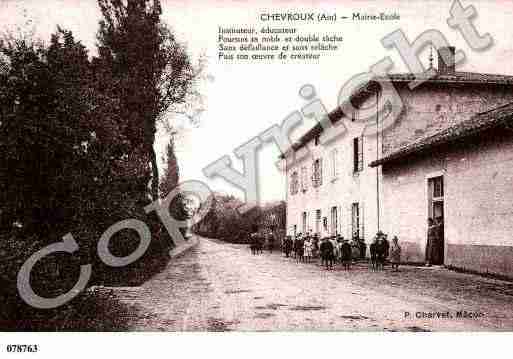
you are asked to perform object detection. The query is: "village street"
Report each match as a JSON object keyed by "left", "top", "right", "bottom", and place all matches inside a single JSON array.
[{"left": 91, "top": 237, "right": 513, "bottom": 331}]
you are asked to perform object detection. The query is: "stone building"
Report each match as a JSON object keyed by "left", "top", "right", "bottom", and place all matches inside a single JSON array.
[{"left": 284, "top": 47, "right": 513, "bottom": 277}]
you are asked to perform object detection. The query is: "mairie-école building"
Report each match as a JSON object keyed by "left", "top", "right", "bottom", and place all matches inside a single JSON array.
[{"left": 284, "top": 47, "right": 513, "bottom": 278}]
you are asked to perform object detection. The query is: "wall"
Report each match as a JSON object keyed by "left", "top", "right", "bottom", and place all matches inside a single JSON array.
[
  {"left": 381, "top": 152, "right": 446, "bottom": 263},
  {"left": 381, "top": 129, "right": 513, "bottom": 277},
  {"left": 285, "top": 116, "right": 382, "bottom": 247},
  {"left": 286, "top": 80, "right": 513, "bottom": 269},
  {"left": 383, "top": 83, "right": 513, "bottom": 154}
]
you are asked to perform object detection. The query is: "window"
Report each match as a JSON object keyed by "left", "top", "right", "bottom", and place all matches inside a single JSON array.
[
  {"left": 312, "top": 158, "right": 323, "bottom": 187},
  {"left": 331, "top": 206, "right": 338, "bottom": 235},
  {"left": 300, "top": 166, "right": 308, "bottom": 192},
  {"left": 433, "top": 177, "right": 444, "bottom": 198},
  {"left": 331, "top": 149, "right": 338, "bottom": 179},
  {"left": 302, "top": 212, "right": 307, "bottom": 233},
  {"left": 352, "top": 109, "right": 358, "bottom": 122},
  {"left": 428, "top": 176, "right": 444, "bottom": 221},
  {"left": 315, "top": 209, "right": 321, "bottom": 234},
  {"left": 353, "top": 136, "right": 364, "bottom": 173},
  {"left": 351, "top": 202, "right": 360, "bottom": 239},
  {"left": 323, "top": 217, "right": 328, "bottom": 231},
  {"left": 290, "top": 171, "right": 299, "bottom": 195},
  {"left": 314, "top": 135, "right": 320, "bottom": 146}
]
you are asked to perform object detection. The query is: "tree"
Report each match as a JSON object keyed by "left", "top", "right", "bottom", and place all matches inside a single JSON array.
[
  {"left": 0, "top": 28, "right": 96, "bottom": 235},
  {"left": 96, "top": 0, "right": 197, "bottom": 201},
  {"left": 0, "top": 26, "right": 160, "bottom": 310},
  {"left": 0, "top": 29, "right": 117, "bottom": 308},
  {"left": 158, "top": 137, "right": 187, "bottom": 240},
  {"left": 159, "top": 138, "right": 179, "bottom": 197},
  {"left": 0, "top": 3, "right": 197, "bottom": 326}
]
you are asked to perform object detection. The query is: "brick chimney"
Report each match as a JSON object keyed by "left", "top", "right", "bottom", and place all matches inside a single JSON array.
[{"left": 437, "top": 46, "right": 456, "bottom": 74}]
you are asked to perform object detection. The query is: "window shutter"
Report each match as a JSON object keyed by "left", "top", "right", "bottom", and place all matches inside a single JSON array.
[
  {"left": 300, "top": 167, "right": 304, "bottom": 191},
  {"left": 351, "top": 203, "right": 357, "bottom": 238},
  {"left": 304, "top": 166, "right": 308, "bottom": 191},
  {"left": 353, "top": 137, "right": 359, "bottom": 173},
  {"left": 331, "top": 149, "right": 337, "bottom": 178},
  {"left": 428, "top": 179, "right": 434, "bottom": 220},
  {"left": 358, "top": 135, "right": 364, "bottom": 172},
  {"left": 290, "top": 172, "right": 299, "bottom": 194},
  {"left": 359, "top": 202, "right": 365, "bottom": 240},
  {"left": 338, "top": 205, "right": 343, "bottom": 236},
  {"left": 319, "top": 158, "right": 323, "bottom": 185},
  {"left": 312, "top": 161, "right": 316, "bottom": 187},
  {"left": 347, "top": 204, "right": 353, "bottom": 239}
]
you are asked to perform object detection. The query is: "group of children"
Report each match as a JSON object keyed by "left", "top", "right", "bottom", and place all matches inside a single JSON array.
[
  {"left": 283, "top": 233, "right": 360, "bottom": 270},
  {"left": 282, "top": 231, "right": 402, "bottom": 271},
  {"left": 249, "top": 227, "right": 276, "bottom": 255},
  {"left": 369, "top": 231, "right": 402, "bottom": 271}
]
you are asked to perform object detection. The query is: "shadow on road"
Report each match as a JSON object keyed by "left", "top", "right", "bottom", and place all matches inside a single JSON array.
[{"left": 1, "top": 289, "right": 142, "bottom": 331}]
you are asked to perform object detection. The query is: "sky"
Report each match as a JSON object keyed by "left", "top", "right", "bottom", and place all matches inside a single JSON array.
[{"left": 2, "top": 0, "right": 513, "bottom": 203}]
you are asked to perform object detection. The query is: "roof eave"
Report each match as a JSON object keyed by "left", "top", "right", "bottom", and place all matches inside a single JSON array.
[{"left": 369, "top": 112, "right": 513, "bottom": 167}]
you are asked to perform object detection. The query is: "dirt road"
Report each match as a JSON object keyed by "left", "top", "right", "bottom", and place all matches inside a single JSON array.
[{"left": 92, "top": 237, "right": 513, "bottom": 331}]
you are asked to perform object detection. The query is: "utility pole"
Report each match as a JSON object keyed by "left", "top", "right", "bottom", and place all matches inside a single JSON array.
[{"left": 376, "top": 91, "right": 381, "bottom": 232}]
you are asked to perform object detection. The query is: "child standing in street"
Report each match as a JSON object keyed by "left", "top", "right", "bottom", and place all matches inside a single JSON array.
[
  {"left": 304, "top": 237, "right": 312, "bottom": 263},
  {"left": 341, "top": 239, "right": 352, "bottom": 270},
  {"left": 389, "top": 236, "right": 401, "bottom": 272}
]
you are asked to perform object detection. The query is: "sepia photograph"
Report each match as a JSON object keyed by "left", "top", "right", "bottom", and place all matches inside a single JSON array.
[{"left": 1, "top": 0, "right": 513, "bottom": 356}]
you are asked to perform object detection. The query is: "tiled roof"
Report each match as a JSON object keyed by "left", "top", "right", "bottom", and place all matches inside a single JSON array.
[
  {"left": 285, "top": 70, "right": 513, "bottom": 157},
  {"left": 369, "top": 101, "right": 513, "bottom": 167},
  {"left": 374, "top": 70, "right": 513, "bottom": 85}
]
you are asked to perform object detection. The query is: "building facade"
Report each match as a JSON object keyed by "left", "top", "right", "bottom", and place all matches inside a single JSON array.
[
  {"left": 372, "top": 103, "right": 513, "bottom": 276},
  {"left": 285, "top": 47, "right": 513, "bottom": 276},
  {"left": 285, "top": 115, "right": 381, "bottom": 242}
]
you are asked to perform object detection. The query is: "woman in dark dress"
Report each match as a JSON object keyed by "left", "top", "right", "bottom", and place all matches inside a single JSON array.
[
  {"left": 341, "top": 240, "right": 352, "bottom": 270},
  {"left": 284, "top": 236, "right": 292, "bottom": 257},
  {"left": 426, "top": 218, "right": 435, "bottom": 266},
  {"left": 295, "top": 235, "right": 304, "bottom": 263}
]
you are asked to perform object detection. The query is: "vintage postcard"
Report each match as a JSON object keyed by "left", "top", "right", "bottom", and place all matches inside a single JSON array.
[{"left": 1, "top": 0, "right": 513, "bottom": 356}]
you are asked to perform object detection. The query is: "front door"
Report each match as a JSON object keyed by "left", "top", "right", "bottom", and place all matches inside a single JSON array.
[
  {"left": 351, "top": 202, "right": 360, "bottom": 239},
  {"left": 315, "top": 209, "right": 321, "bottom": 235},
  {"left": 427, "top": 176, "right": 444, "bottom": 264},
  {"left": 331, "top": 206, "right": 338, "bottom": 236}
]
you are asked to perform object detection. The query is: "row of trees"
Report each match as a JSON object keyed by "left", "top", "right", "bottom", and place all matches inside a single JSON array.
[
  {"left": 194, "top": 195, "right": 286, "bottom": 244},
  {"left": 0, "top": 0, "right": 197, "bottom": 327}
]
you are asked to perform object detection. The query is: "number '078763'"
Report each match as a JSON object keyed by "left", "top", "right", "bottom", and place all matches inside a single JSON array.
[{"left": 6, "top": 344, "right": 39, "bottom": 353}]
